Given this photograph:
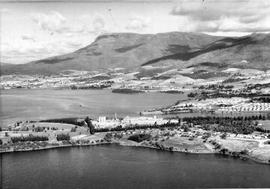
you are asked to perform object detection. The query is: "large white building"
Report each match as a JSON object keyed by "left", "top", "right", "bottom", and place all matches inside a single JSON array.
[
  {"left": 122, "top": 116, "right": 168, "bottom": 127},
  {"left": 92, "top": 116, "right": 176, "bottom": 129}
]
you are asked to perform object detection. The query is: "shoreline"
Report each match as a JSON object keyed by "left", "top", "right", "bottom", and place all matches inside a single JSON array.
[{"left": 1, "top": 140, "right": 269, "bottom": 165}]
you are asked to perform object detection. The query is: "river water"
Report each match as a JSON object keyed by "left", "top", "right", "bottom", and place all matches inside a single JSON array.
[
  {"left": 0, "top": 89, "right": 185, "bottom": 126},
  {"left": 2, "top": 145, "right": 270, "bottom": 189}
]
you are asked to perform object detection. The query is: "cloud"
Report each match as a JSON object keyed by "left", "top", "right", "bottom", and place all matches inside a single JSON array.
[
  {"left": 80, "top": 14, "right": 108, "bottom": 35},
  {"left": 2, "top": 11, "right": 109, "bottom": 64},
  {"left": 1, "top": 32, "right": 97, "bottom": 64},
  {"left": 31, "top": 11, "right": 108, "bottom": 37},
  {"left": 1, "top": 40, "right": 74, "bottom": 64},
  {"left": 31, "top": 11, "right": 86, "bottom": 35},
  {"left": 171, "top": 0, "right": 270, "bottom": 33},
  {"left": 21, "top": 35, "right": 36, "bottom": 42},
  {"left": 93, "top": 16, "right": 105, "bottom": 31},
  {"left": 126, "top": 16, "right": 151, "bottom": 32},
  {"left": 32, "top": 11, "right": 66, "bottom": 33}
]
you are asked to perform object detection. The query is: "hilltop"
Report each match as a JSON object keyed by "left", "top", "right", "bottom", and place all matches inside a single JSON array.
[{"left": 1, "top": 32, "right": 270, "bottom": 75}]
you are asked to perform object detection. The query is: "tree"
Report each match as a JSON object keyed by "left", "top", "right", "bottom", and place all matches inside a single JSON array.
[
  {"left": 85, "top": 116, "right": 95, "bottom": 134},
  {"left": 104, "top": 133, "right": 113, "bottom": 142},
  {"left": 220, "top": 132, "right": 227, "bottom": 139},
  {"left": 56, "top": 134, "right": 70, "bottom": 141},
  {"left": 71, "top": 127, "right": 76, "bottom": 132}
]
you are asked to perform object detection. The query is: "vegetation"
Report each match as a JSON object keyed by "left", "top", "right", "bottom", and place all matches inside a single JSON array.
[
  {"left": 33, "top": 126, "right": 45, "bottom": 132},
  {"left": 252, "top": 96, "right": 270, "bottom": 103},
  {"left": 220, "top": 132, "right": 227, "bottom": 139},
  {"left": 246, "top": 83, "right": 270, "bottom": 91},
  {"left": 11, "top": 135, "right": 48, "bottom": 143},
  {"left": 223, "top": 77, "right": 246, "bottom": 83},
  {"left": 85, "top": 117, "right": 95, "bottom": 134},
  {"left": 187, "top": 92, "right": 198, "bottom": 98},
  {"left": 104, "top": 133, "right": 113, "bottom": 142},
  {"left": 70, "top": 127, "right": 77, "bottom": 132},
  {"left": 112, "top": 88, "right": 144, "bottom": 94},
  {"left": 182, "top": 71, "right": 230, "bottom": 80},
  {"left": 198, "top": 84, "right": 234, "bottom": 90},
  {"left": 188, "top": 90, "right": 270, "bottom": 99},
  {"left": 70, "top": 82, "right": 112, "bottom": 90},
  {"left": 128, "top": 134, "right": 152, "bottom": 142},
  {"left": 256, "top": 127, "right": 270, "bottom": 133},
  {"left": 56, "top": 134, "right": 70, "bottom": 141},
  {"left": 40, "top": 117, "right": 85, "bottom": 126},
  {"left": 95, "top": 122, "right": 179, "bottom": 133},
  {"left": 183, "top": 116, "right": 261, "bottom": 134}
]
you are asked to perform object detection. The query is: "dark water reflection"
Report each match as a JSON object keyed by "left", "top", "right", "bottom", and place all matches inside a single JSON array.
[{"left": 2, "top": 145, "right": 270, "bottom": 189}]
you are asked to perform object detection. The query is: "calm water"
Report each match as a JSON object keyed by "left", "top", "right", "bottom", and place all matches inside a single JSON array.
[
  {"left": 1, "top": 145, "right": 270, "bottom": 189},
  {"left": 0, "top": 89, "right": 185, "bottom": 127}
]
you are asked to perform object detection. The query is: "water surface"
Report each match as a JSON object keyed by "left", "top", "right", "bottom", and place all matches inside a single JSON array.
[
  {"left": 2, "top": 145, "right": 270, "bottom": 189},
  {"left": 0, "top": 89, "right": 185, "bottom": 126}
]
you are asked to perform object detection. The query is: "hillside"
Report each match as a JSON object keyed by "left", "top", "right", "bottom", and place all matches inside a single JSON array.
[{"left": 1, "top": 32, "right": 270, "bottom": 75}]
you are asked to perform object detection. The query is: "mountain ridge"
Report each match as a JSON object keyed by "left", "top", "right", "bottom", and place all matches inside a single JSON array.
[{"left": 1, "top": 32, "right": 270, "bottom": 75}]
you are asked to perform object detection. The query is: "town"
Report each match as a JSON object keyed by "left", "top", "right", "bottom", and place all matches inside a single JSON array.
[
  {"left": 1, "top": 67, "right": 270, "bottom": 165},
  {"left": 1, "top": 67, "right": 270, "bottom": 95}
]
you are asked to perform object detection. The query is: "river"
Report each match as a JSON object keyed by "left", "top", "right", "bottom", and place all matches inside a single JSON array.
[
  {"left": 0, "top": 89, "right": 185, "bottom": 127},
  {"left": 1, "top": 145, "right": 270, "bottom": 189}
]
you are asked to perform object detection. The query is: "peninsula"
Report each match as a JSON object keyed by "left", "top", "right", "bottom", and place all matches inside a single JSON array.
[{"left": 1, "top": 115, "right": 270, "bottom": 165}]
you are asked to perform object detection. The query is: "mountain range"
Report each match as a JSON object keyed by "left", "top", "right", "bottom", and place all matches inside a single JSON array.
[{"left": 1, "top": 32, "right": 270, "bottom": 75}]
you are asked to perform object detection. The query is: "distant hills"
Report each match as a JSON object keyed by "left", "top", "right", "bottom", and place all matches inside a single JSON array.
[{"left": 1, "top": 32, "right": 270, "bottom": 75}]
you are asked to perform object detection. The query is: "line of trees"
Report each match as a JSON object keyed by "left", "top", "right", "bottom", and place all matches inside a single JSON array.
[
  {"left": 95, "top": 122, "right": 180, "bottom": 133},
  {"left": 182, "top": 115, "right": 266, "bottom": 123},
  {"left": 252, "top": 97, "right": 270, "bottom": 103},
  {"left": 40, "top": 117, "right": 86, "bottom": 126},
  {"left": 56, "top": 134, "right": 70, "bottom": 141},
  {"left": 11, "top": 135, "right": 48, "bottom": 143},
  {"left": 183, "top": 116, "right": 260, "bottom": 134},
  {"left": 188, "top": 91, "right": 270, "bottom": 99}
]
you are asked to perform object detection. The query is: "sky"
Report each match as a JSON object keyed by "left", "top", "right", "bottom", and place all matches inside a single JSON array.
[{"left": 0, "top": 0, "right": 270, "bottom": 64}]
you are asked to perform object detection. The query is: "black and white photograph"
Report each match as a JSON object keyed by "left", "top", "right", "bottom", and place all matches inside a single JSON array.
[{"left": 0, "top": 0, "right": 270, "bottom": 188}]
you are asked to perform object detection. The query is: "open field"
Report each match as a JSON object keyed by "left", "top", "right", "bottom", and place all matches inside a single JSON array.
[{"left": 162, "top": 136, "right": 212, "bottom": 153}]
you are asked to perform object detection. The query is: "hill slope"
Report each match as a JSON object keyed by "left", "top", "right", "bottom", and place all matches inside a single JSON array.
[{"left": 1, "top": 32, "right": 270, "bottom": 75}]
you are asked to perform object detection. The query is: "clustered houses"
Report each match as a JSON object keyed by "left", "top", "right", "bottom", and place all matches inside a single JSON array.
[
  {"left": 216, "top": 103, "right": 270, "bottom": 113},
  {"left": 0, "top": 73, "right": 114, "bottom": 90},
  {"left": 144, "top": 97, "right": 270, "bottom": 115},
  {"left": 164, "top": 98, "right": 249, "bottom": 113},
  {"left": 92, "top": 116, "right": 176, "bottom": 129}
]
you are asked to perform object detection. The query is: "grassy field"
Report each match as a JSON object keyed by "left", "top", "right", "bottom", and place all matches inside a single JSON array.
[
  {"left": 162, "top": 136, "right": 212, "bottom": 153},
  {"left": 259, "top": 120, "right": 270, "bottom": 131}
]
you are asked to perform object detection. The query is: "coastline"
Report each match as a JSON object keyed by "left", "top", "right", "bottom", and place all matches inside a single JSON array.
[{"left": 1, "top": 140, "right": 269, "bottom": 165}]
